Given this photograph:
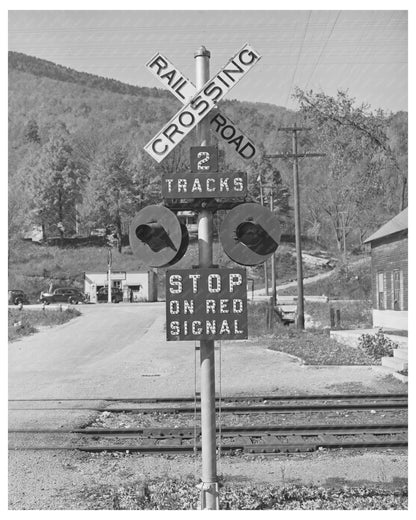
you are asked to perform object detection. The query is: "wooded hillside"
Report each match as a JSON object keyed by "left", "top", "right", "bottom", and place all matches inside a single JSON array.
[{"left": 8, "top": 51, "right": 407, "bottom": 253}]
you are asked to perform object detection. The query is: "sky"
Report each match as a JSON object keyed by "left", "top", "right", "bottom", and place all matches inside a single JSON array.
[{"left": 8, "top": 7, "right": 408, "bottom": 113}]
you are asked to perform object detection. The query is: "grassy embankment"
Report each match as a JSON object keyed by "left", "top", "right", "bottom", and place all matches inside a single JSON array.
[
  {"left": 278, "top": 258, "right": 372, "bottom": 300},
  {"left": 8, "top": 238, "right": 326, "bottom": 302}
]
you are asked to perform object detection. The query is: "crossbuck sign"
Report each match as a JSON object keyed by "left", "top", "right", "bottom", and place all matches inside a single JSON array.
[{"left": 144, "top": 43, "right": 261, "bottom": 162}]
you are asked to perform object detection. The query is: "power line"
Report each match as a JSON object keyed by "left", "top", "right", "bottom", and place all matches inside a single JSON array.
[
  {"left": 304, "top": 11, "right": 341, "bottom": 90},
  {"left": 284, "top": 11, "right": 312, "bottom": 108},
  {"left": 7, "top": 19, "right": 407, "bottom": 34}
]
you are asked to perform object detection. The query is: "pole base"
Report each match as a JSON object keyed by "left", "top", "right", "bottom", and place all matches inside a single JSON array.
[{"left": 197, "top": 481, "right": 219, "bottom": 510}]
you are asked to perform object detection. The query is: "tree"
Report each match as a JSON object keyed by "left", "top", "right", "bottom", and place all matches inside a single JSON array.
[
  {"left": 24, "top": 118, "right": 41, "bottom": 144},
  {"left": 293, "top": 88, "right": 405, "bottom": 250},
  {"left": 21, "top": 126, "right": 84, "bottom": 241},
  {"left": 385, "top": 111, "right": 408, "bottom": 211},
  {"left": 84, "top": 144, "right": 137, "bottom": 252}
]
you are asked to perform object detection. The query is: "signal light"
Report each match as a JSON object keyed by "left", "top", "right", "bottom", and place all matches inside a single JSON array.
[
  {"left": 129, "top": 205, "right": 188, "bottom": 267},
  {"left": 220, "top": 202, "right": 281, "bottom": 266},
  {"left": 135, "top": 222, "right": 178, "bottom": 253}
]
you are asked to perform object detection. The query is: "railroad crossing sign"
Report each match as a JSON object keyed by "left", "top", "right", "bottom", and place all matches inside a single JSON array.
[{"left": 144, "top": 43, "right": 261, "bottom": 162}]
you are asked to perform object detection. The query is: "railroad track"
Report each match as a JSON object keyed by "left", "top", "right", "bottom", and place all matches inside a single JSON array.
[
  {"left": 9, "top": 393, "right": 408, "bottom": 455},
  {"left": 8, "top": 393, "right": 408, "bottom": 412}
]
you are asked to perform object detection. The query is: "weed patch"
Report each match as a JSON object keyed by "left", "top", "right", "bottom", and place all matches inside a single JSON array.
[
  {"left": 8, "top": 307, "right": 81, "bottom": 341},
  {"left": 77, "top": 478, "right": 407, "bottom": 510},
  {"left": 267, "top": 329, "right": 375, "bottom": 365}
]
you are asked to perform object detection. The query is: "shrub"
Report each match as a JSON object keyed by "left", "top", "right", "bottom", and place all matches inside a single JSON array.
[{"left": 358, "top": 329, "right": 399, "bottom": 360}]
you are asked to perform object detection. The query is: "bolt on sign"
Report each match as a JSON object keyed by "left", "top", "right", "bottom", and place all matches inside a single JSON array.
[
  {"left": 144, "top": 43, "right": 261, "bottom": 162},
  {"left": 162, "top": 171, "right": 247, "bottom": 199},
  {"left": 166, "top": 268, "right": 248, "bottom": 341}
]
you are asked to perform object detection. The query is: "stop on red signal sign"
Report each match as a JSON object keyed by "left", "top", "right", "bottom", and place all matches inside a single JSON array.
[{"left": 166, "top": 268, "right": 248, "bottom": 341}]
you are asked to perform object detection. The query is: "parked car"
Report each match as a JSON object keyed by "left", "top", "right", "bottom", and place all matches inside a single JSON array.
[
  {"left": 96, "top": 287, "right": 123, "bottom": 303},
  {"left": 40, "top": 287, "right": 85, "bottom": 305},
  {"left": 8, "top": 289, "right": 30, "bottom": 305}
]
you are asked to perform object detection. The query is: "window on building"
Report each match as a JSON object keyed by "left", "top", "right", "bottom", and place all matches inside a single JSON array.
[
  {"left": 393, "top": 270, "right": 401, "bottom": 311},
  {"left": 377, "top": 272, "right": 385, "bottom": 309}
]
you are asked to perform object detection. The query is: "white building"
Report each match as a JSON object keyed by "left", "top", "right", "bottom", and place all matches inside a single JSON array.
[{"left": 84, "top": 271, "right": 157, "bottom": 303}]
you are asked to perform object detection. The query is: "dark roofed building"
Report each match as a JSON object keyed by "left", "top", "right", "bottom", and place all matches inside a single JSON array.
[{"left": 363, "top": 208, "right": 408, "bottom": 331}]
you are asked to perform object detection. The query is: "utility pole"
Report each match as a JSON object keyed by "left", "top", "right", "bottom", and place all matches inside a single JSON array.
[
  {"left": 107, "top": 248, "right": 112, "bottom": 304},
  {"left": 270, "top": 190, "right": 277, "bottom": 306},
  {"left": 258, "top": 176, "right": 269, "bottom": 296},
  {"left": 338, "top": 211, "right": 350, "bottom": 260},
  {"left": 261, "top": 183, "right": 277, "bottom": 304},
  {"left": 266, "top": 124, "right": 325, "bottom": 330},
  {"left": 195, "top": 46, "right": 218, "bottom": 510}
]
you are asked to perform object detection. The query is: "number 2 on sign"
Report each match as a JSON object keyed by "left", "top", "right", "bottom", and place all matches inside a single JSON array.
[{"left": 197, "top": 151, "right": 210, "bottom": 170}]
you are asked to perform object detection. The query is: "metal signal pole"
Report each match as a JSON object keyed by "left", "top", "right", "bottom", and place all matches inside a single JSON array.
[
  {"left": 266, "top": 124, "right": 325, "bottom": 330},
  {"left": 195, "top": 46, "right": 218, "bottom": 510}
]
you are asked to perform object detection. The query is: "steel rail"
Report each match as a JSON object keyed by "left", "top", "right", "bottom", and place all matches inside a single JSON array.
[
  {"left": 8, "top": 393, "right": 408, "bottom": 403},
  {"left": 9, "top": 422, "right": 408, "bottom": 455},
  {"left": 8, "top": 401, "right": 408, "bottom": 413},
  {"left": 9, "top": 436, "right": 408, "bottom": 453},
  {"left": 8, "top": 423, "right": 408, "bottom": 435}
]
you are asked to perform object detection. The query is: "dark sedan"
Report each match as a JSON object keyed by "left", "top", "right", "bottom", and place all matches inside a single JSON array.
[
  {"left": 96, "top": 287, "right": 123, "bottom": 303},
  {"left": 8, "top": 289, "right": 30, "bottom": 305},
  {"left": 40, "top": 287, "right": 85, "bottom": 305}
]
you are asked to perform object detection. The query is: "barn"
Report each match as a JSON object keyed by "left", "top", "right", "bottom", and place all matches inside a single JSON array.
[{"left": 363, "top": 208, "right": 408, "bottom": 331}]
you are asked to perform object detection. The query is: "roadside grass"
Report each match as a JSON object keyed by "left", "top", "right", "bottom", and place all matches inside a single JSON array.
[
  {"left": 77, "top": 477, "right": 407, "bottom": 510},
  {"left": 8, "top": 307, "right": 81, "bottom": 341},
  {"left": 248, "top": 302, "right": 374, "bottom": 365}
]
